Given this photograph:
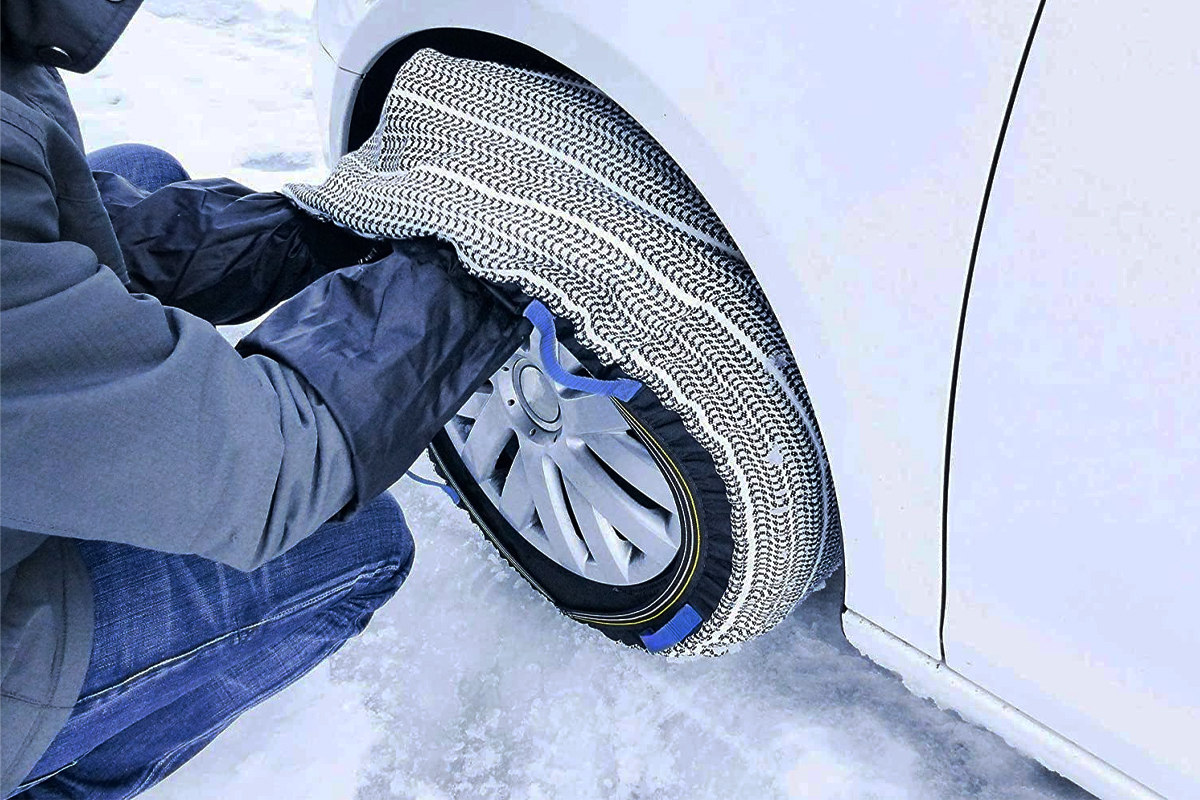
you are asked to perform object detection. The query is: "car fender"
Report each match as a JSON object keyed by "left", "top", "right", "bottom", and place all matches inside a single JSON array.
[{"left": 317, "top": 0, "right": 1041, "bottom": 659}]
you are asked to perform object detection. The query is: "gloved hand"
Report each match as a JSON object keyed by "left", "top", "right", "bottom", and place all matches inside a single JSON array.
[
  {"left": 238, "top": 237, "right": 531, "bottom": 510},
  {"left": 472, "top": 276, "right": 533, "bottom": 317},
  {"left": 295, "top": 214, "right": 390, "bottom": 272},
  {"left": 96, "top": 171, "right": 399, "bottom": 325}
]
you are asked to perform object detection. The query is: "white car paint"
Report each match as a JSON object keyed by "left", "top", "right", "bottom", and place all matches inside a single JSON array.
[
  {"left": 843, "top": 610, "right": 1164, "bottom": 800},
  {"left": 309, "top": 2, "right": 1198, "bottom": 797},
  {"left": 946, "top": 2, "right": 1200, "bottom": 798},
  {"left": 315, "top": 0, "right": 1038, "bottom": 663}
]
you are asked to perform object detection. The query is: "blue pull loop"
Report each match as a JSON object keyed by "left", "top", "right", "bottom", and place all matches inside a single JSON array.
[
  {"left": 405, "top": 470, "right": 460, "bottom": 505},
  {"left": 522, "top": 301, "right": 642, "bottom": 402},
  {"left": 640, "top": 604, "right": 703, "bottom": 653}
]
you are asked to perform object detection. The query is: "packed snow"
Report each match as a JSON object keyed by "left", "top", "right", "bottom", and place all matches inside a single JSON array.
[{"left": 65, "top": 2, "right": 1094, "bottom": 798}]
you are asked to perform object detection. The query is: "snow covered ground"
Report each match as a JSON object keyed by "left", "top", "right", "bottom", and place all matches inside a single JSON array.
[{"left": 66, "top": 3, "right": 1094, "bottom": 798}]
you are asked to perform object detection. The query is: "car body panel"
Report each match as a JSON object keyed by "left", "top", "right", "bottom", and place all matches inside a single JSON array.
[
  {"left": 844, "top": 611, "right": 1166, "bottom": 800},
  {"left": 316, "top": 0, "right": 1041, "bottom": 659},
  {"left": 310, "top": 32, "right": 339, "bottom": 154},
  {"left": 945, "top": 0, "right": 1200, "bottom": 796},
  {"left": 945, "top": 2, "right": 1200, "bottom": 798}
]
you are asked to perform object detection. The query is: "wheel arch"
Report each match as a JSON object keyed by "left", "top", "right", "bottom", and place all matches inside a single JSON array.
[{"left": 330, "top": 15, "right": 852, "bottom": 620}]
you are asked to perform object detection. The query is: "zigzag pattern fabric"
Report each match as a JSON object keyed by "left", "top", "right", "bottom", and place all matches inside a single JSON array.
[{"left": 283, "top": 49, "right": 842, "bottom": 655}]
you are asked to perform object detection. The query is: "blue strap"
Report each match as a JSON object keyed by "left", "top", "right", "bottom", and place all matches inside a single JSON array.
[
  {"left": 522, "top": 301, "right": 642, "bottom": 402},
  {"left": 405, "top": 470, "right": 460, "bottom": 505},
  {"left": 640, "top": 604, "right": 703, "bottom": 653}
]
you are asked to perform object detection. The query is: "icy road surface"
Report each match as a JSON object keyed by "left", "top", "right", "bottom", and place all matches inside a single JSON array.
[{"left": 65, "top": 2, "right": 1094, "bottom": 798}]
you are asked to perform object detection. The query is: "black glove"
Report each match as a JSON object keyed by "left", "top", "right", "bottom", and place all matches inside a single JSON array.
[
  {"left": 238, "top": 237, "right": 531, "bottom": 509},
  {"left": 97, "top": 172, "right": 397, "bottom": 325},
  {"left": 295, "top": 214, "right": 390, "bottom": 271},
  {"left": 474, "top": 277, "right": 534, "bottom": 317}
]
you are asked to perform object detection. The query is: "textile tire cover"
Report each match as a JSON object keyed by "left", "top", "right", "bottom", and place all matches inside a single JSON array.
[{"left": 283, "top": 49, "right": 843, "bottom": 656}]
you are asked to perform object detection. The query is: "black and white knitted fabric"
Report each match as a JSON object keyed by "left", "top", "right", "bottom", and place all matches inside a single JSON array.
[{"left": 283, "top": 48, "right": 842, "bottom": 655}]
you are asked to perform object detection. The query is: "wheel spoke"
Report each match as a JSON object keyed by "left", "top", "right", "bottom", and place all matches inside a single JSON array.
[
  {"left": 562, "top": 477, "right": 632, "bottom": 584},
  {"left": 548, "top": 441, "right": 675, "bottom": 562},
  {"left": 498, "top": 450, "right": 536, "bottom": 528},
  {"left": 456, "top": 389, "right": 490, "bottom": 421},
  {"left": 460, "top": 394, "right": 512, "bottom": 477},
  {"left": 559, "top": 394, "right": 628, "bottom": 436},
  {"left": 581, "top": 432, "right": 677, "bottom": 510},
  {"left": 520, "top": 450, "right": 589, "bottom": 572},
  {"left": 603, "top": 507, "right": 678, "bottom": 566}
]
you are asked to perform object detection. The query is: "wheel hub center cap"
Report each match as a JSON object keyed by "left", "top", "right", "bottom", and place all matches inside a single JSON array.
[{"left": 516, "top": 364, "right": 560, "bottom": 425}]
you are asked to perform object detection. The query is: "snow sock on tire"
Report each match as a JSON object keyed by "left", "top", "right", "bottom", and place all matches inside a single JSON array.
[{"left": 283, "top": 49, "right": 843, "bottom": 655}]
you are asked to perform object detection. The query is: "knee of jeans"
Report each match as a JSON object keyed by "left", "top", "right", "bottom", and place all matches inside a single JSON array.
[
  {"left": 357, "top": 493, "right": 415, "bottom": 589},
  {"left": 86, "top": 143, "right": 190, "bottom": 192}
]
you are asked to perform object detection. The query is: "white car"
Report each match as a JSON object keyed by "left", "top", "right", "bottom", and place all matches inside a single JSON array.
[{"left": 307, "top": 2, "right": 1199, "bottom": 798}]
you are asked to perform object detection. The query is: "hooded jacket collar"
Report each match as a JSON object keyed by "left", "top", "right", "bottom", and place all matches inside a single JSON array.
[{"left": 1, "top": 0, "right": 143, "bottom": 74}]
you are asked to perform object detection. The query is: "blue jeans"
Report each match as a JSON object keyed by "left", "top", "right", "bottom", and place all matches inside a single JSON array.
[
  {"left": 86, "top": 144, "right": 190, "bottom": 192},
  {"left": 14, "top": 494, "right": 413, "bottom": 799}
]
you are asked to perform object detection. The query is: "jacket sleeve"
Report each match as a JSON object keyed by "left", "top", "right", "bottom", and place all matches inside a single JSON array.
[
  {"left": 2, "top": 160, "right": 527, "bottom": 568},
  {"left": 237, "top": 238, "right": 530, "bottom": 506},
  {"left": 2, "top": 160, "right": 355, "bottom": 570},
  {"left": 93, "top": 171, "right": 379, "bottom": 326}
]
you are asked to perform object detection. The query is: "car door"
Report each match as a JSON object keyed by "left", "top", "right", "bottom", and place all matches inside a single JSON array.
[{"left": 944, "top": 1, "right": 1199, "bottom": 798}]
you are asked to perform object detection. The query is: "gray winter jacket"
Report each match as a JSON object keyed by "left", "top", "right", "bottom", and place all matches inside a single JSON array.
[{"left": 0, "top": 1, "right": 526, "bottom": 792}]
